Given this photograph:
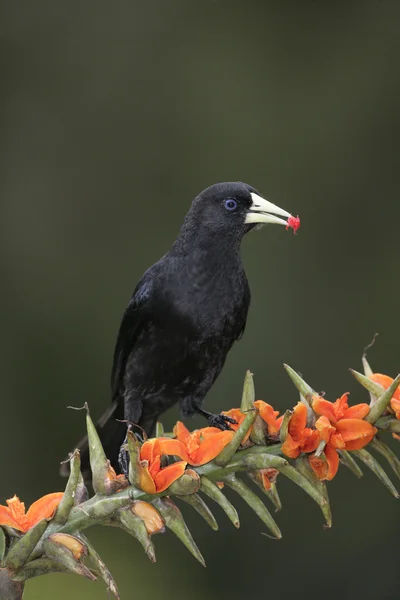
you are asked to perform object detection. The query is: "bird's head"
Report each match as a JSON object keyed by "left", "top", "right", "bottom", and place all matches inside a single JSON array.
[{"left": 182, "top": 182, "right": 295, "bottom": 246}]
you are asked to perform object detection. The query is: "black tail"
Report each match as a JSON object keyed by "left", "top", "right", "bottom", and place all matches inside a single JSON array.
[{"left": 60, "top": 401, "right": 126, "bottom": 480}]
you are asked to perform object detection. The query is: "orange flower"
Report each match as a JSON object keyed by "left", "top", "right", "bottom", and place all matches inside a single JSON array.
[
  {"left": 259, "top": 468, "right": 279, "bottom": 491},
  {"left": 222, "top": 408, "right": 252, "bottom": 443},
  {"left": 253, "top": 400, "right": 284, "bottom": 436},
  {"left": 0, "top": 493, "right": 64, "bottom": 533},
  {"left": 163, "top": 421, "right": 234, "bottom": 466},
  {"left": 281, "top": 402, "right": 320, "bottom": 459},
  {"left": 139, "top": 438, "right": 187, "bottom": 494},
  {"left": 309, "top": 414, "right": 378, "bottom": 480},
  {"left": 312, "top": 393, "right": 370, "bottom": 423},
  {"left": 309, "top": 445, "right": 339, "bottom": 481},
  {"left": 369, "top": 373, "right": 400, "bottom": 419}
]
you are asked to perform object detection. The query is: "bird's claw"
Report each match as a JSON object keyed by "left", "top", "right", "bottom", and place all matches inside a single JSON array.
[{"left": 208, "top": 413, "right": 237, "bottom": 431}]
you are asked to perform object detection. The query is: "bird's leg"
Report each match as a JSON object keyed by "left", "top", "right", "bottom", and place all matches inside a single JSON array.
[
  {"left": 195, "top": 407, "right": 237, "bottom": 430},
  {"left": 117, "top": 427, "right": 145, "bottom": 479},
  {"left": 118, "top": 436, "right": 130, "bottom": 479}
]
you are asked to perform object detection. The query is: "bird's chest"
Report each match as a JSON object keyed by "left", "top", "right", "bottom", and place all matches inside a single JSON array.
[{"left": 165, "top": 256, "right": 250, "bottom": 339}]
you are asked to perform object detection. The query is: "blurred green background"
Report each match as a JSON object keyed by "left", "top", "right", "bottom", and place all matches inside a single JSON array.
[{"left": 1, "top": 1, "right": 400, "bottom": 598}]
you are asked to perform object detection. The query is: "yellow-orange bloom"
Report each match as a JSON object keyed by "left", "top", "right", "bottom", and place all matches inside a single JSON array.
[
  {"left": 222, "top": 408, "right": 252, "bottom": 443},
  {"left": 253, "top": 400, "right": 284, "bottom": 436},
  {"left": 164, "top": 422, "right": 234, "bottom": 466},
  {"left": 281, "top": 402, "right": 320, "bottom": 459},
  {"left": 139, "top": 438, "right": 187, "bottom": 494},
  {"left": 0, "top": 493, "right": 64, "bottom": 533},
  {"left": 312, "top": 393, "right": 370, "bottom": 423},
  {"left": 369, "top": 373, "right": 400, "bottom": 419}
]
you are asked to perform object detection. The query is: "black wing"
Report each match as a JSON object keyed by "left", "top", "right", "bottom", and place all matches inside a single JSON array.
[{"left": 111, "top": 279, "right": 152, "bottom": 401}]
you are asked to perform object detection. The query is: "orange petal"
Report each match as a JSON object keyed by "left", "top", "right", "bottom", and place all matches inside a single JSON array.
[
  {"left": 154, "top": 461, "right": 187, "bottom": 493},
  {"left": 222, "top": 408, "right": 252, "bottom": 442},
  {"left": 391, "top": 398, "right": 400, "bottom": 420},
  {"left": 260, "top": 470, "right": 272, "bottom": 490},
  {"left": 0, "top": 505, "right": 24, "bottom": 531},
  {"left": 335, "top": 418, "right": 377, "bottom": 450},
  {"left": 254, "top": 401, "right": 282, "bottom": 435},
  {"left": 393, "top": 433, "right": 400, "bottom": 441},
  {"left": 308, "top": 454, "right": 329, "bottom": 480},
  {"left": 300, "top": 429, "right": 321, "bottom": 454},
  {"left": 333, "top": 393, "right": 350, "bottom": 420},
  {"left": 173, "top": 421, "right": 191, "bottom": 444},
  {"left": 309, "top": 445, "right": 339, "bottom": 481},
  {"left": 315, "top": 416, "right": 336, "bottom": 443},
  {"left": 140, "top": 439, "right": 158, "bottom": 464},
  {"left": 369, "top": 373, "right": 400, "bottom": 401},
  {"left": 281, "top": 433, "right": 301, "bottom": 459},
  {"left": 312, "top": 396, "right": 338, "bottom": 423},
  {"left": 139, "top": 462, "right": 157, "bottom": 494},
  {"left": 148, "top": 455, "right": 161, "bottom": 479},
  {"left": 155, "top": 438, "right": 189, "bottom": 461},
  {"left": 343, "top": 403, "right": 370, "bottom": 420},
  {"left": 324, "top": 445, "right": 340, "bottom": 480},
  {"left": 190, "top": 430, "right": 234, "bottom": 465},
  {"left": 329, "top": 432, "right": 346, "bottom": 449},
  {"left": 288, "top": 402, "right": 307, "bottom": 439},
  {"left": 25, "top": 493, "right": 64, "bottom": 529}
]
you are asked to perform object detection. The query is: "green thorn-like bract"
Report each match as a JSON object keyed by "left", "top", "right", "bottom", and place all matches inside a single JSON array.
[
  {"left": 365, "top": 374, "right": 400, "bottom": 423},
  {"left": 338, "top": 450, "right": 364, "bottom": 478},
  {"left": 153, "top": 498, "right": 206, "bottom": 567},
  {"left": 54, "top": 450, "right": 81, "bottom": 525},
  {"left": 279, "top": 410, "right": 291, "bottom": 443},
  {"left": 0, "top": 528, "right": 6, "bottom": 562},
  {"left": 5, "top": 520, "right": 48, "bottom": 571},
  {"left": 223, "top": 474, "right": 282, "bottom": 539},
  {"left": 369, "top": 438, "right": 400, "bottom": 481},
  {"left": 295, "top": 457, "right": 332, "bottom": 528},
  {"left": 247, "top": 472, "right": 282, "bottom": 512},
  {"left": 86, "top": 406, "right": 114, "bottom": 496},
  {"left": 240, "top": 370, "right": 255, "bottom": 412},
  {"left": 177, "top": 493, "right": 218, "bottom": 530},
  {"left": 215, "top": 410, "right": 257, "bottom": 466},
  {"left": 116, "top": 508, "right": 156, "bottom": 563},
  {"left": 349, "top": 369, "right": 384, "bottom": 401},
  {"left": 200, "top": 476, "right": 240, "bottom": 528},
  {"left": 283, "top": 364, "right": 315, "bottom": 400},
  {"left": 80, "top": 534, "right": 120, "bottom": 599},
  {"left": 43, "top": 537, "right": 95, "bottom": 580},
  {"left": 352, "top": 449, "right": 399, "bottom": 498}
]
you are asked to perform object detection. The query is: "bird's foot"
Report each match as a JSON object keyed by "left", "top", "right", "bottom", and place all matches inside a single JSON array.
[{"left": 196, "top": 408, "right": 237, "bottom": 431}]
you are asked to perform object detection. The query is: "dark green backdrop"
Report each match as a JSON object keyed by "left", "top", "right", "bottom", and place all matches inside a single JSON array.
[{"left": 1, "top": 1, "right": 399, "bottom": 599}]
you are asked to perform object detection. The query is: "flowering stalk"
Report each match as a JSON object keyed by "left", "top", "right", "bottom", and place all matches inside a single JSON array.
[{"left": 1, "top": 352, "right": 400, "bottom": 600}]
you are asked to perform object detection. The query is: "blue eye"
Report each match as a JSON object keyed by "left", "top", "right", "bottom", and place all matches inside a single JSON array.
[{"left": 224, "top": 198, "right": 237, "bottom": 211}]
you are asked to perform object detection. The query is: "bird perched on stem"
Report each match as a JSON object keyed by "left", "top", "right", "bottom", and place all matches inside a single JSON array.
[{"left": 61, "top": 182, "right": 299, "bottom": 477}]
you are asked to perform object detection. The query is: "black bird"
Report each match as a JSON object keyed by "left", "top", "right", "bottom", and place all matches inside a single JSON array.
[{"left": 62, "top": 182, "right": 295, "bottom": 476}]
